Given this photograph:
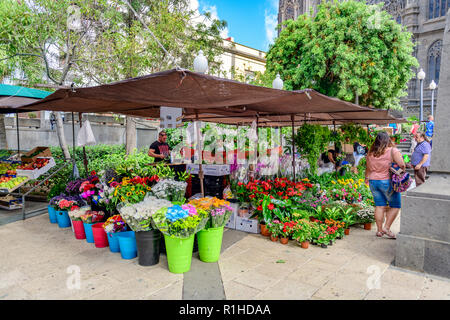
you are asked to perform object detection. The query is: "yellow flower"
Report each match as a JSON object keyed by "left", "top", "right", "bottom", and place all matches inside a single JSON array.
[
  {"left": 358, "top": 179, "right": 364, "bottom": 183},
  {"left": 140, "top": 191, "right": 145, "bottom": 195},
  {"left": 121, "top": 196, "right": 125, "bottom": 202},
  {"left": 108, "top": 177, "right": 115, "bottom": 183},
  {"left": 146, "top": 187, "right": 151, "bottom": 191},
  {"left": 350, "top": 179, "right": 354, "bottom": 184},
  {"left": 114, "top": 189, "right": 118, "bottom": 196},
  {"left": 331, "top": 181, "right": 336, "bottom": 185},
  {"left": 126, "top": 192, "right": 132, "bottom": 197},
  {"left": 122, "top": 182, "right": 128, "bottom": 186}
]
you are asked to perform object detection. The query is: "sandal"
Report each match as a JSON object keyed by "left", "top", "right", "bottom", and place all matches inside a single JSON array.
[
  {"left": 376, "top": 231, "right": 384, "bottom": 237},
  {"left": 383, "top": 229, "right": 397, "bottom": 239}
]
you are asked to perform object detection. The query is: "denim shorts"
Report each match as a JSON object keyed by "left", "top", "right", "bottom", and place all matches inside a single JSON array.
[{"left": 369, "top": 179, "right": 401, "bottom": 209}]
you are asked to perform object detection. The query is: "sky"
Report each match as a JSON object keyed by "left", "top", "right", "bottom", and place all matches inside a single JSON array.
[{"left": 191, "top": 0, "right": 279, "bottom": 52}]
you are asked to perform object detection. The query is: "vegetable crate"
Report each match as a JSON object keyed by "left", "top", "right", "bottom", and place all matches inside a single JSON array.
[
  {"left": 0, "top": 177, "right": 29, "bottom": 194},
  {"left": 0, "top": 195, "right": 23, "bottom": 210},
  {"left": 20, "top": 147, "right": 52, "bottom": 163},
  {"left": 16, "top": 157, "right": 56, "bottom": 180}
]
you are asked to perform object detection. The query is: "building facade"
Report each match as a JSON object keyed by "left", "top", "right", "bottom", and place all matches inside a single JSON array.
[{"left": 278, "top": 0, "right": 450, "bottom": 117}]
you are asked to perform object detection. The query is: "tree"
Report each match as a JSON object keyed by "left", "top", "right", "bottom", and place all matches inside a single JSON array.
[
  {"left": 0, "top": 0, "right": 226, "bottom": 155},
  {"left": 266, "top": 0, "right": 418, "bottom": 110}
]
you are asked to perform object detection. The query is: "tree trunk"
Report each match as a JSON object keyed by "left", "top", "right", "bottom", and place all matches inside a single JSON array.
[
  {"left": 54, "top": 112, "right": 71, "bottom": 159},
  {"left": 126, "top": 116, "right": 137, "bottom": 154},
  {"left": 0, "top": 114, "right": 8, "bottom": 150}
]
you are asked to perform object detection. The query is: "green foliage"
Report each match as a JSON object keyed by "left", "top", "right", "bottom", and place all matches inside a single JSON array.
[
  {"left": 294, "top": 124, "right": 331, "bottom": 175},
  {"left": 266, "top": 0, "right": 418, "bottom": 110}
]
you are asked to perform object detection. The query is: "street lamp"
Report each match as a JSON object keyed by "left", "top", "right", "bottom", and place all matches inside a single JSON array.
[
  {"left": 417, "top": 68, "right": 426, "bottom": 123},
  {"left": 193, "top": 50, "right": 208, "bottom": 74},
  {"left": 429, "top": 80, "right": 437, "bottom": 118},
  {"left": 272, "top": 73, "right": 284, "bottom": 90}
]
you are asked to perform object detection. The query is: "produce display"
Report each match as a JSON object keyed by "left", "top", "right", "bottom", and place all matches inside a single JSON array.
[
  {"left": 17, "top": 158, "right": 50, "bottom": 170},
  {"left": 0, "top": 162, "right": 19, "bottom": 175},
  {"left": 0, "top": 176, "right": 28, "bottom": 190}
]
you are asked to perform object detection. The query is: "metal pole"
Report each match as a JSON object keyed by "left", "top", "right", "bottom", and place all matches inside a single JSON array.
[
  {"left": 420, "top": 79, "right": 424, "bottom": 123},
  {"left": 16, "top": 113, "right": 20, "bottom": 156},
  {"left": 431, "top": 88, "right": 435, "bottom": 118},
  {"left": 291, "top": 114, "right": 296, "bottom": 182},
  {"left": 72, "top": 112, "right": 76, "bottom": 178},
  {"left": 196, "top": 113, "right": 204, "bottom": 197},
  {"left": 78, "top": 113, "right": 89, "bottom": 176}
]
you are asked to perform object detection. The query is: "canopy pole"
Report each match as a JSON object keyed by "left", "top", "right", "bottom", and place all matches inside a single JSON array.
[
  {"left": 72, "top": 112, "right": 76, "bottom": 178},
  {"left": 291, "top": 114, "right": 296, "bottom": 182},
  {"left": 196, "top": 112, "right": 204, "bottom": 197},
  {"left": 16, "top": 113, "right": 20, "bottom": 156},
  {"left": 78, "top": 113, "right": 89, "bottom": 176}
]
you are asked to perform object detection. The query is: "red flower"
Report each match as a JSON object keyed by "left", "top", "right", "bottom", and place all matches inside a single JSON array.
[
  {"left": 91, "top": 170, "right": 96, "bottom": 176},
  {"left": 257, "top": 205, "right": 262, "bottom": 211},
  {"left": 268, "top": 203, "right": 275, "bottom": 210}
]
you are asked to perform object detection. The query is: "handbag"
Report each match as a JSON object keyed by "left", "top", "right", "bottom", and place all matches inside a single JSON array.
[{"left": 389, "top": 148, "right": 412, "bottom": 193}]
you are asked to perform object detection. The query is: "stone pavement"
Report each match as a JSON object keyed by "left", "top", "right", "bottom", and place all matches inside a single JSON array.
[{"left": 0, "top": 213, "right": 449, "bottom": 300}]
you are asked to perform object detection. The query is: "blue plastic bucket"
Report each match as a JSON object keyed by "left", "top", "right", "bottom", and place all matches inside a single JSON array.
[
  {"left": 48, "top": 205, "right": 57, "bottom": 224},
  {"left": 83, "top": 222, "right": 95, "bottom": 243},
  {"left": 117, "top": 231, "right": 137, "bottom": 259},
  {"left": 107, "top": 232, "right": 120, "bottom": 253},
  {"left": 56, "top": 210, "right": 71, "bottom": 228}
]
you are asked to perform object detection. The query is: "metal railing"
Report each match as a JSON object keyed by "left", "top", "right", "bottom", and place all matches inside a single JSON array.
[{"left": 21, "top": 158, "right": 76, "bottom": 220}]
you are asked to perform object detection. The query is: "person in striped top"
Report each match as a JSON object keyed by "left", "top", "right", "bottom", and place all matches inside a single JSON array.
[{"left": 410, "top": 132, "right": 432, "bottom": 187}]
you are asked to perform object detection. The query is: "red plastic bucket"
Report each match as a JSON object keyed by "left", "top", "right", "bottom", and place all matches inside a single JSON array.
[
  {"left": 92, "top": 223, "right": 108, "bottom": 248},
  {"left": 72, "top": 220, "right": 86, "bottom": 240}
]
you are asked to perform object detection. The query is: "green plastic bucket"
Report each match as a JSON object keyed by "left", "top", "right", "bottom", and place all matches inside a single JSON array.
[
  {"left": 164, "top": 233, "right": 195, "bottom": 274},
  {"left": 197, "top": 226, "right": 224, "bottom": 263}
]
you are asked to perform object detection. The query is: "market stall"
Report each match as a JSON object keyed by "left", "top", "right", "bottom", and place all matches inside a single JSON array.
[{"left": 17, "top": 68, "right": 406, "bottom": 273}]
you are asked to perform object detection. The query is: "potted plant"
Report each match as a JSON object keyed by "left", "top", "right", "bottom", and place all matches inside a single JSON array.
[
  {"left": 266, "top": 219, "right": 281, "bottom": 242},
  {"left": 81, "top": 210, "right": 105, "bottom": 243},
  {"left": 118, "top": 196, "right": 172, "bottom": 266},
  {"left": 152, "top": 204, "right": 209, "bottom": 274},
  {"left": 191, "top": 198, "right": 233, "bottom": 263},
  {"left": 56, "top": 199, "right": 76, "bottom": 228},
  {"left": 293, "top": 219, "right": 312, "bottom": 249},
  {"left": 280, "top": 220, "right": 297, "bottom": 245},
  {"left": 340, "top": 207, "right": 356, "bottom": 236}
]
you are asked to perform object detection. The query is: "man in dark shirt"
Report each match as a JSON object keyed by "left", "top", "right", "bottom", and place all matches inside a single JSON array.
[{"left": 148, "top": 130, "right": 170, "bottom": 162}]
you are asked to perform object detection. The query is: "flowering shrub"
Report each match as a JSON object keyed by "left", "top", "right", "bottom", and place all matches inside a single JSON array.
[
  {"left": 266, "top": 219, "right": 282, "bottom": 237},
  {"left": 292, "top": 219, "right": 313, "bottom": 243},
  {"left": 281, "top": 220, "right": 297, "bottom": 238},
  {"left": 111, "top": 176, "right": 154, "bottom": 206}
]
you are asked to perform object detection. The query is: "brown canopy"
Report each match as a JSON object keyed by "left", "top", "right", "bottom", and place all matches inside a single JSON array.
[
  {"left": 19, "top": 68, "right": 382, "bottom": 118},
  {"left": 181, "top": 110, "right": 406, "bottom": 126}
]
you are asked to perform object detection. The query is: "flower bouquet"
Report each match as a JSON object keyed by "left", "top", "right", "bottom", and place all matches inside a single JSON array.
[
  {"left": 117, "top": 195, "right": 172, "bottom": 232},
  {"left": 151, "top": 179, "right": 187, "bottom": 203},
  {"left": 102, "top": 214, "right": 127, "bottom": 234},
  {"left": 152, "top": 204, "right": 209, "bottom": 273},
  {"left": 188, "top": 197, "right": 233, "bottom": 229},
  {"left": 68, "top": 206, "right": 92, "bottom": 221},
  {"left": 80, "top": 210, "right": 105, "bottom": 224},
  {"left": 49, "top": 194, "right": 67, "bottom": 210},
  {"left": 111, "top": 176, "right": 153, "bottom": 206}
]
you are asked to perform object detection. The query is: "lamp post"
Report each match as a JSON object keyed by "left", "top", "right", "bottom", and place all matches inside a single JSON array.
[
  {"left": 429, "top": 80, "right": 437, "bottom": 119},
  {"left": 272, "top": 74, "right": 284, "bottom": 90},
  {"left": 193, "top": 50, "right": 209, "bottom": 197},
  {"left": 417, "top": 68, "right": 426, "bottom": 123}
]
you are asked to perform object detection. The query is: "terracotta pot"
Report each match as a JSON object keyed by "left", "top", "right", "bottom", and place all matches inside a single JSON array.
[
  {"left": 364, "top": 223, "right": 372, "bottom": 230},
  {"left": 280, "top": 237, "right": 289, "bottom": 245},
  {"left": 270, "top": 235, "right": 279, "bottom": 242},
  {"left": 344, "top": 228, "right": 350, "bottom": 236},
  {"left": 260, "top": 224, "right": 270, "bottom": 237},
  {"left": 301, "top": 241, "right": 309, "bottom": 249}
]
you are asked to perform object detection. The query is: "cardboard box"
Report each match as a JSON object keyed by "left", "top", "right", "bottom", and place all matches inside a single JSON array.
[
  {"left": 21, "top": 147, "right": 52, "bottom": 163},
  {"left": 235, "top": 216, "right": 260, "bottom": 234},
  {"left": 225, "top": 202, "right": 239, "bottom": 229},
  {"left": 186, "top": 164, "right": 230, "bottom": 176}
]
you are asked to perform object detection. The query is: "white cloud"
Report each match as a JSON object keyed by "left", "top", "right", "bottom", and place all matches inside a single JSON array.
[
  {"left": 264, "top": 0, "right": 279, "bottom": 50},
  {"left": 189, "top": 0, "right": 229, "bottom": 39}
]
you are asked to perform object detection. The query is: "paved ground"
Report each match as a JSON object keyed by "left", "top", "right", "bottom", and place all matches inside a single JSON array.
[{"left": 0, "top": 212, "right": 449, "bottom": 300}]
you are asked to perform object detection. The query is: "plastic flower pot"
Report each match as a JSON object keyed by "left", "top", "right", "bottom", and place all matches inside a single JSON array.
[
  {"left": 135, "top": 229, "right": 162, "bottom": 266},
  {"left": 72, "top": 220, "right": 86, "bottom": 240},
  {"left": 48, "top": 205, "right": 57, "bottom": 224},
  {"left": 107, "top": 232, "right": 121, "bottom": 253},
  {"left": 364, "top": 223, "right": 372, "bottom": 230},
  {"left": 344, "top": 228, "right": 350, "bottom": 236},
  {"left": 56, "top": 210, "right": 71, "bottom": 228},
  {"left": 164, "top": 233, "right": 195, "bottom": 274},
  {"left": 270, "top": 234, "right": 278, "bottom": 242},
  {"left": 260, "top": 224, "right": 270, "bottom": 237},
  {"left": 279, "top": 237, "right": 289, "bottom": 245},
  {"left": 301, "top": 241, "right": 309, "bottom": 249},
  {"left": 83, "top": 222, "right": 95, "bottom": 243},
  {"left": 92, "top": 223, "right": 109, "bottom": 248},
  {"left": 197, "top": 226, "right": 224, "bottom": 263},
  {"left": 160, "top": 233, "right": 199, "bottom": 255},
  {"left": 117, "top": 231, "right": 137, "bottom": 260}
]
